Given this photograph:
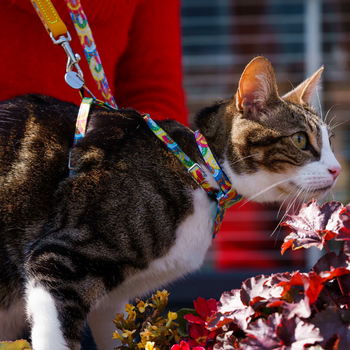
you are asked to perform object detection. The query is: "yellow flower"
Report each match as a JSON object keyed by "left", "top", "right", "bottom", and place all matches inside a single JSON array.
[
  {"left": 122, "top": 329, "right": 136, "bottom": 338},
  {"left": 127, "top": 310, "right": 137, "bottom": 322},
  {"left": 140, "top": 328, "right": 153, "bottom": 340},
  {"left": 137, "top": 300, "right": 148, "bottom": 313},
  {"left": 125, "top": 303, "right": 135, "bottom": 313},
  {"left": 113, "top": 313, "right": 124, "bottom": 323},
  {"left": 174, "top": 331, "right": 181, "bottom": 343},
  {"left": 156, "top": 290, "right": 169, "bottom": 301},
  {"left": 145, "top": 341, "right": 155, "bottom": 350},
  {"left": 151, "top": 325, "right": 159, "bottom": 332},
  {"left": 112, "top": 330, "right": 124, "bottom": 341},
  {"left": 167, "top": 311, "right": 177, "bottom": 321}
]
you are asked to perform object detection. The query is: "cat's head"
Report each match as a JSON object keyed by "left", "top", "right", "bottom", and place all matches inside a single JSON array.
[{"left": 194, "top": 56, "right": 341, "bottom": 203}]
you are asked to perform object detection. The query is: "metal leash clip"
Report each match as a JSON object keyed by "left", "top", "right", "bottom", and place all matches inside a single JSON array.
[{"left": 50, "top": 31, "right": 85, "bottom": 90}]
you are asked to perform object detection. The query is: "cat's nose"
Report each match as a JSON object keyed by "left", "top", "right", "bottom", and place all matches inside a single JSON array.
[{"left": 328, "top": 164, "right": 341, "bottom": 180}]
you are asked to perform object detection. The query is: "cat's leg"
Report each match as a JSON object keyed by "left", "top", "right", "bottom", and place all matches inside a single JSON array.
[
  {"left": 0, "top": 299, "right": 27, "bottom": 341},
  {"left": 26, "top": 277, "right": 92, "bottom": 350},
  {"left": 88, "top": 293, "right": 128, "bottom": 350}
]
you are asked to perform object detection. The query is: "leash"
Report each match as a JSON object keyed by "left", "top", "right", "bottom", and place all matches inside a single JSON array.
[
  {"left": 64, "top": 0, "right": 117, "bottom": 108},
  {"left": 30, "top": 0, "right": 243, "bottom": 237},
  {"left": 30, "top": 0, "right": 116, "bottom": 108}
]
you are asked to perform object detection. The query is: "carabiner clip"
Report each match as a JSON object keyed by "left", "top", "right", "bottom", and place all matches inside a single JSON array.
[{"left": 50, "top": 31, "right": 85, "bottom": 89}]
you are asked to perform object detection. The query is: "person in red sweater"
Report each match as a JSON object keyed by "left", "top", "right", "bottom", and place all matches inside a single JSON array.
[
  {"left": 0, "top": 0, "right": 188, "bottom": 124},
  {"left": 1, "top": 1, "right": 187, "bottom": 348}
]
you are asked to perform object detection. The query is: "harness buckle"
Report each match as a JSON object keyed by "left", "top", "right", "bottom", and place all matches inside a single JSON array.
[
  {"left": 188, "top": 163, "right": 206, "bottom": 186},
  {"left": 50, "top": 31, "right": 85, "bottom": 89}
]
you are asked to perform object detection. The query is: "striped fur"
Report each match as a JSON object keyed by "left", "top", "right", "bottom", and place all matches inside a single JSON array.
[{"left": 0, "top": 57, "right": 340, "bottom": 349}]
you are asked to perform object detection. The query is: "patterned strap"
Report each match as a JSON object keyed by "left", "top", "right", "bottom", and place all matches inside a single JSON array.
[
  {"left": 195, "top": 131, "right": 243, "bottom": 238},
  {"left": 143, "top": 114, "right": 216, "bottom": 197},
  {"left": 143, "top": 114, "right": 244, "bottom": 238},
  {"left": 68, "top": 97, "right": 93, "bottom": 176},
  {"left": 64, "top": 0, "right": 117, "bottom": 108}
]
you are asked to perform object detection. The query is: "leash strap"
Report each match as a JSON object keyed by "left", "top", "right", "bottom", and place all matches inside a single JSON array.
[
  {"left": 68, "top": 97, "right": 93, "bottom": 176},
  {"left": 30, "top": 0, "right": 68, "bottom": 39},
  {"left": 64, "top": 0, "right": 117, "bottom": 108},
  {"left": 30, "top": 0, "right": 116, "bottom": 108},
  {"left": 143, "top": 114, "right": 216, "bottom": 197},
  {"left": 31, "top": 0, "right": 85, "bottom": 89},
  {"left": 195, "top": 131, "right": 243, "bottom": 237},
  {"left": 73, "top": 97, "right": 93, "bottom": 146}
]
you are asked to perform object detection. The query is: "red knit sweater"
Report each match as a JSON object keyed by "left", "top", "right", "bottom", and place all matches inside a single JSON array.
[{"left": 0, "top": 0, "right": 188, "bottom": 124}]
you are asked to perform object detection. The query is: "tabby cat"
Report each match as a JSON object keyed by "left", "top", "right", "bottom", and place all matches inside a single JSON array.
[{"left": 0, "top": 57, "right": 341, "bottom": 350}]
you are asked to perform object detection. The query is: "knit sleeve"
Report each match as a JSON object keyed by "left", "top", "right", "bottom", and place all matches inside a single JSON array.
[{"left": 113, "top": 0, "right": 188, "bottom": 125}]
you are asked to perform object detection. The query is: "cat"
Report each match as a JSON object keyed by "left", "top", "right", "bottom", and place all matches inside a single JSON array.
[{"left": 0, "top": 56, "right": 341, "bottom": 350}]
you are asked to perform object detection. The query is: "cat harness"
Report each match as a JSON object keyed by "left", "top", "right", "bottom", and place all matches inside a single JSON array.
[{"left": 143, "top": 114, "right": 243, "bottom": 238}]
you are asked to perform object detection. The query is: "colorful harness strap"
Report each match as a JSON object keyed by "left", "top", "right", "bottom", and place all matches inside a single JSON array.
[
  {"left": 143, "top": 114, "right": 243, "bottom": 238},
  {"left": 143, "top": 114, "right": 216, "bottom": 198},
  {"left": 68, "top": 97, "right": 93, "bottom": 176},
  {"left": 195, "top": 131, "right": 243, "bottom": 237},
  {"left": 64, "top": 0, "right": 117, "bottom": 109}
]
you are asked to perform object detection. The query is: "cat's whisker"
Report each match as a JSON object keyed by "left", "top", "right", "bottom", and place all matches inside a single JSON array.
[
  {"left": 331, "top": 190, "right": 335, "bottom": 201},
  {"left": 328, "top": 114, "right": 338, "bottom": 127},
  {"left": 240, "top": 175, "right": 303, "bottom": 208},
  {"left": 330, "top": 120, "right": 347, "bottom": 131},
  {"left": 229, "top": 153, "right": 258, "bottom": 166},
  {"left": 300, "top": 185, "right": 310, "bottom": 206},
  {"left": 270, "top": 186, "right": 304, "bottom": 238},
  {"left": 324, "top": 104, "right": 339, "bottom": 124},
  {"left": 276, "top": 183, "right": 300, "bottom": 219},
  {"left": 286, "top": 186, "right": 304, "bottom": 215}
]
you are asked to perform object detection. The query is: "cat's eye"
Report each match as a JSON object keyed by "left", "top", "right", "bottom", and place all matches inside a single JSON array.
[{"left": 291, "top": 132, "right": 307, "bottom": 150}]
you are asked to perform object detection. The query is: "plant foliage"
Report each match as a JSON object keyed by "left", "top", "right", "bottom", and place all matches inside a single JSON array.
[{"left": 112, "top": 200, "right": 350, "bottom": 350}]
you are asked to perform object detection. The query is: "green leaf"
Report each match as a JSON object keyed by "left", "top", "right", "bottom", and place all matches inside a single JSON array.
[{"left": 176, "top": 308, "right": 198, "bottom": 337}]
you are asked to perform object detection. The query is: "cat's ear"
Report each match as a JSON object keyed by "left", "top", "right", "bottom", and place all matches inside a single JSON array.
[
  {"left": 282, "top": 67, "right": 324, "bottom": 105},
  {"left": 236, "top": 56, "right": 279, "bottom": 120}
]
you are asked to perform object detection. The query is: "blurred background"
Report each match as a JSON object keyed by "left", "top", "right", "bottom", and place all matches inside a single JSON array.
[{"left": 167, "top": 0, "right": 350, "bottom": 309}]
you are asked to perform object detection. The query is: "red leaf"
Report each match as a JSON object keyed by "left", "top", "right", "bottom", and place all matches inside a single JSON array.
[
  {"left": 240, "top": 313, "right": 282, "bottom": 349},
  {"left": 313, "top": 252, "right": 350, "bottom": 274},
  {"left": 267, "top": 296, "right": 312, "bottom": 319},
  {"left": 207, "top": 290, "right": 254, "bottom": 331},
  {"left": 281, "top": 240, "right": 293, "bottom": 255},
  {"left": 184, "top": 314, "right": 205, "bottom": 326},
  {"left": 191, "top": 297, "right": 217, "bottom": 325},
  {"left": 277, "top": 317, "right": 323, "bottom": 348},
  {"left": 241, "top": 275, "right": 279, "bottom": 308},
  {"left": 241, "top": 313, "right": 322, "bottom": 349},
  {"left": 337, "top": 204, "right": 350, "bottom": 240},
  {"left": 277, "top": 271, "right": 325, "bottom": 305},
  {"left": 278, "top": 271, "right": 306, "bottom": 296},
  {"left": 281, "top": 200, "right": 346, "bottom": 253},
  {"left": 312, "top": 306, "right": 350, "bottom": 349}
]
